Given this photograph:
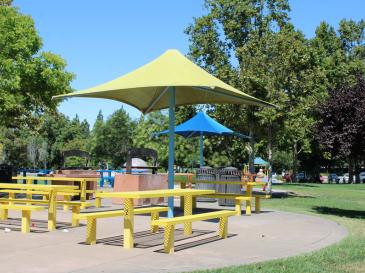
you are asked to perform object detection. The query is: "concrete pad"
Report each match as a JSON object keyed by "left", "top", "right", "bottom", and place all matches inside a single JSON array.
[{"left": 0, "top": 200, "right": 347, "bottom": 273}]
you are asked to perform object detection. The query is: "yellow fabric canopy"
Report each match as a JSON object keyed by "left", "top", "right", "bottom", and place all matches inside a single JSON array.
[{"left": 53, "top": 49, "right": 274, "bottom": 113}]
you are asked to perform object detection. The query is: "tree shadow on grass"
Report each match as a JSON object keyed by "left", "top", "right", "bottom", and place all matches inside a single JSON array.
[
  {"left": 313, "top": 206, "right": 365, "bottom": 219},
  {"left": 280, "top": 183, "right": 320, "bottom": 187}
]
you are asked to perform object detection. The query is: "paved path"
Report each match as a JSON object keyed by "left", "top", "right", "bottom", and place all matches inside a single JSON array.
[{"left": 0, "top": 201, "right": 347, "bottom": 273}]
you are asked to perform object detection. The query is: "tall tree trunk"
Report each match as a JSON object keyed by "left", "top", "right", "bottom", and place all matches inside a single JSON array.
[
  {"left": 355, "top": 158, "right": 360, "bottom": 184},
  {"left": 292, "top": 141, "right": 298, "bottom": 183},
  {"left": 248, "top": 119, "right": 255, "bottom": 174},
  {"left": 267, "top": 123, "right": 273, "bottom": 193},
  {"left": 348, "top": 156, "right": 354, "bottom": 184}
]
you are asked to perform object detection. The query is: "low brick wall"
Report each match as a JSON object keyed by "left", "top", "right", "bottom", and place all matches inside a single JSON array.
[{"left": 113, "top": 174, "right": 168, "bottom": 206}]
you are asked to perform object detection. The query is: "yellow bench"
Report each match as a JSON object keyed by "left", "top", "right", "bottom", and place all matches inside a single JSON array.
[
  {"left": 0, "top": 189, "right": 79, "bottom": 208},
  {"left": 76, "top": 206, "right": 168, "bottom": 245},
  {"left": 251, "top": 194, "right": 271, "bottom": 213},
  {"left": 0, "top": 204, "right": 46, "bottom": 233},
  {"left": 201, "top": 193, "right": 270, "bottom": 215},
  {"left": 0, "top": 198, "right": 83, "bottom": 227},
  {"left": 152, "top": 210, "right": 236, "bottom": 254}
]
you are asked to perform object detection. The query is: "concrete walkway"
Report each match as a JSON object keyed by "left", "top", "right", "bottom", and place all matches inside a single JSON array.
[{"left": 0, "top": 200, "right": 347, "bottom": 273}]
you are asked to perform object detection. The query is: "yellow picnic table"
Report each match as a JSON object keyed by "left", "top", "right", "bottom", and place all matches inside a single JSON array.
[
  {"left": 180, "top": 180, "right": 265, "bottom": 195},
  {"left": 95, "top": 188, "right": 215, "bottom": 249},
  {"left": 0, "top": 183, "right": 78, "bottom": 230},
  {"left": 12, "top": 176, "right": 98, "bottom": 209},
  {"left": 179, "top": 180, "right": 266, "bottom": 213}
]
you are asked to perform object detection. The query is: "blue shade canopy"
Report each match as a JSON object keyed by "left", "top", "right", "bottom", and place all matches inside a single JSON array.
[
  {"left": 156, "top": 112, "right": 249, "bottom": 139},
  {"left": 254, "top": 157, "right": 268, "bottom": 165}
]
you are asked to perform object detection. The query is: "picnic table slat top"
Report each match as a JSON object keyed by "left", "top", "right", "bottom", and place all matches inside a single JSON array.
[
  {"left": 96, "top": 189, "right": 215, "bottom": 198},
  {"left": 179, "top": 180, "right": 265, "bottom": 186},
  {"left": 0, "top": 183, "right": 78, "bottom": 191},
  {"left": 12, "top": 176, "right": 98, "bottom": 182}
]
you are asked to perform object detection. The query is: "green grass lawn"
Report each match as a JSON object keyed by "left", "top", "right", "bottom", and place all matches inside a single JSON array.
[{"left": 194, "top": 183, "right": 365, "bottom": 273}]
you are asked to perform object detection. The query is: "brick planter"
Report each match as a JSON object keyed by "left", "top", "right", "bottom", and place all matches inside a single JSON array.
[{"left": 113, "top": 174, "right": 168, "bottom": 206}]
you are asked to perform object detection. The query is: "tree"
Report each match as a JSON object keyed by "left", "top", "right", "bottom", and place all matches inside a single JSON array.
[
  {"left": 101, "top": 108, "right": 135, "bottom": 167},
  {"left": 90, "top": 110, "right": 107, "bottom": 167},
  {"left": 0, "top": 6, "right": 73, "bottom": 128},
  {"left": 0, "top": 0, "right": 12, "bottom": 6},
  {"left": 312, "top": 20, "right": 365, "bottom": 90},
  {"left": 185, "top": 0, "right": 291, "bottom": 173},
  {"left": 316, "top": 75, "right": 365, "bottom": 183},
  {"left": 133, "top": 111, "right": 201, "bottom": 170}
]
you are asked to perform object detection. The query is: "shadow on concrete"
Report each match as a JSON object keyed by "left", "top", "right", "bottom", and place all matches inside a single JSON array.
[
  {"left": 79, "top": 226, "right": 223, "bottom": 252},
  {"left": 0, "top": 218, "right": 84, "bottom": 232},
  {"left": 87, "top": 228, "right": 216, "bottom": 249},
  {"left": 154, "top": 233, "right": 237, "bottom": 253},
  {"left": 313, "top": 206, "right": 365, "bottom": 219},
  {"left": 0, "top": 218, "right": 48, "bottom": 233}
]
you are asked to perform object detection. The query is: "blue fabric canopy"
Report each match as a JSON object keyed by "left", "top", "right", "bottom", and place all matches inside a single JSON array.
[
  {"left": 156, "top": 112, "right": 249, "bottom": 139},
  {"left": 254, "top": 157, "right": 268, "bottom": 165},
  {"left": 155, "top": 112, "right": 249, "bottom": 167}
]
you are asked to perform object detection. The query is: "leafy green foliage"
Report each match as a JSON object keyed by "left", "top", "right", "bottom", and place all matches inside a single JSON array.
[
  {"left": 133, "top": 111, "right": 201, "bottom": 170},
  {"left": 0, "top": 112, "right": 91, "bottom": 168},
  {"left": 90, "top": 108, "right": 135, "bottom": 168},
  {"left": 0, "top": 6, "right": 73, "bottom": 128}
]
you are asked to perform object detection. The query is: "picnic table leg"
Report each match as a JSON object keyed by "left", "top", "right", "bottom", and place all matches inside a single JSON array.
[
  {"left": 48, "top": 190, "right": 57, "bottom": 231},
  {"left": 164, "top": 224, "right": 175, "bottom": 254},
  {"left": 26, "top": 179, "right": 32, "bottom": 205},
  {"left": 72, "top": 206, "right": 80, "bottom": 227},
  {"left": 218, "top": 216, "right": 228, "bottom": 238},
  {"left": 245, "top": 185, "right": 252, "bottom": 216},
  {"left": 80, "top": 180, "right": 87, "bottom": 209},
  {"left": 0, "top": 208, "right": 8, "bottom": 220},
  {"left": 150, "top": 212, "right": 159, "bottom": 233},
  {"left": 183, "top": 194, "right": 193, "bottom": 235},
  {"left": 255, "top": 196, "right": 261, "bottom": 213},
  {"left": 9, "top": 192, "right": 15, "bottom": 205},
  {"left": 123, "top": 198, "right": 134, "bottom": 249},
  {"left": 180, "top": 182, "right": 186, "bottom": 209},
  {"left": 63, "top": 195, "right": 71, "bottom": 211},
  {"left": 21, "top": 210, "right": 31, "bottom": 233},
  {"left": 86, "top": 218, "right": 97, "bottom": 244},
  {"left": 235, "top": 199, "right": 242, "bottom": 216},
  {"left": 95, "top": 196, "right": 101, "bottom": 208}
]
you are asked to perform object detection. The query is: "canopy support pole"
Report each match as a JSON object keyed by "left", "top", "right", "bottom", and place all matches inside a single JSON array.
[
  {"left": 167, "top": 86, "right": 175, "bottom": 218},
  {"left": 199, "top": 133, "right": 204, "bottom": 167}
]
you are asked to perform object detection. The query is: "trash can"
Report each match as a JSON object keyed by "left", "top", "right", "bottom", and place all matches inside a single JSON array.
[
  {"left": 0, "top": 164, "right": 15, "bottom": 183},
  {"left": 196, "top": 167, "right": 217, "bottom": 202},
  {"left": 217, "top": 167, "right": 242, "bottom": 206}
]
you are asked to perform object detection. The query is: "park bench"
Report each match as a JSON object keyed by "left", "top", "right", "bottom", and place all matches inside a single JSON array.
[
  {"left": 0, "top": 204, "right": 46, "bottom": 233},
  {"left": 0, "top": 198, "right": 83, "bottom": 227},
  {"left": 200, "top": 193, "right": 271, "bottom": 215},
  {"left": 151, "top": 210, "right": 236, "bottom": 253},
  {"left": 76, "top": 206, "right": 168, "bottom": 244},
  {"left": 0, "top": 189, "right": 95, "bottom": 210}
]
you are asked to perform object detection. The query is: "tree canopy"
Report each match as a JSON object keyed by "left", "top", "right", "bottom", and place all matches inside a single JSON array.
[{"left": 0, "top": 5, "right": 73, "bottom": 128}]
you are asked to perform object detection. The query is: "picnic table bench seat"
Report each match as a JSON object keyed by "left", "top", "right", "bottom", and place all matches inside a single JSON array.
[
  {"left": 76, "top": 206, "right": 169, "bottom": 245},
  {"left": 200, "top": 193, "right": 271, "bottom": 215},
  {"left": 0, "top": 204, "right": 46, "bottom": 233},
  {"left": 152, "top": 210, "right": 236, "bottom": 253},
  {"left": 0, "top": 198, "right": 84, "bottom": 227}
]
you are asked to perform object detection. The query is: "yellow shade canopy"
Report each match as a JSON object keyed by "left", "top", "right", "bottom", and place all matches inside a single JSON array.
[{"left": 53, "top": 49, "right": 274, "bottom": 113}]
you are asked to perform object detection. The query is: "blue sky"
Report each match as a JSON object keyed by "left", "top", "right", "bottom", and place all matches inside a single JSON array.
[{"left": 13, "top": 0, "right": 365, "bottom": 127}]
